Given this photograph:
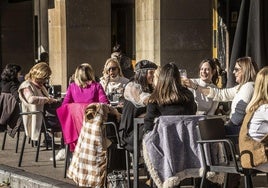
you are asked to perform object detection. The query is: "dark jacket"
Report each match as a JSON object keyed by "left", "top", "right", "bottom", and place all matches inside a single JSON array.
[{"left": 119, "top": 99, "right": 146, "bottom": 153}]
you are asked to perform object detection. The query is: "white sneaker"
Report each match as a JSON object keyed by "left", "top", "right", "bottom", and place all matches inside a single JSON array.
[{"left": 50, "top": 148, "right": 65, "bottom": 161}]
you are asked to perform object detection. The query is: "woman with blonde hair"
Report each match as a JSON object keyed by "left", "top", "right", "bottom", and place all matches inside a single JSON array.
[
  {"left": 246, "top": 67, "right": 268, "bottom": 141},
  {"left": 62, "top": 63, "right": 109, "bottom": 105},
  {"left": 100, "top": 58, "right": 129, "bottom": 100},
  {"left": 18, "top": 62, "right": 57, "bottom": 141},
  {"left": 240, "top": 67, "right": 268, "bottom": 172},
  {"left": 187, "top": 56, "right": 258, "bottom": 129},
  {"left": 57, "top": 63, "right": 111, "bottom": 153}
]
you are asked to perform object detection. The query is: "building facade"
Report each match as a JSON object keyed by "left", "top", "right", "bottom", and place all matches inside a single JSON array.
[{"left": 1, "top": 0, "right": 241, "bottom": 91}]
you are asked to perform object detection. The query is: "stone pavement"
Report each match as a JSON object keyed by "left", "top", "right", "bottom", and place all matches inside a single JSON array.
[
  {"left": 0, "top": 131, "right": 268, "bottom": 188},
  {"left": 0, "top": 131, "right": 75, "bottom": 187}
]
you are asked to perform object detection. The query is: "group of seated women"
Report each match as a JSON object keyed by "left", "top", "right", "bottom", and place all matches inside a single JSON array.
[{"left": 2, "top": 54, "right": 267, "bottom": 187}]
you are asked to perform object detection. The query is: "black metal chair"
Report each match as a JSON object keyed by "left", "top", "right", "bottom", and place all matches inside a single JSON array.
[
  {"left": 1, "top": 125, "right": 21, "bottom": 153},
  {"left": 18, "top": 110, "right": 62, "bottom": 168},
  {"left": 196, "top": 118, "right": 261, "bottom": 188}
]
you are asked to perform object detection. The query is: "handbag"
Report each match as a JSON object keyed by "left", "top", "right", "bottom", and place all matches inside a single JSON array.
[
  {"left": 239, "top": 110, "right": 268, "bottom": 168},
  {"left": 107, "top": 170, "right": 127, "bottom": 188}
]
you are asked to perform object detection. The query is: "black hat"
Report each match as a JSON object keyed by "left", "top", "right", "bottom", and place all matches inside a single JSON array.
[{"left": 135, "top": 60, "right": 157, "bottom": 72}]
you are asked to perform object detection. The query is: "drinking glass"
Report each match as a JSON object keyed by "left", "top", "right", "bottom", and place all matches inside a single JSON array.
[{"left": 179, "top": 69, "right": 187, "bottom": 79}]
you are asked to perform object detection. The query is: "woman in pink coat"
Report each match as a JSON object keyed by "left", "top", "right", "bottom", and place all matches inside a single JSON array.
[{"left": 57, "top": 63, "right": 109, "bottom": 154}]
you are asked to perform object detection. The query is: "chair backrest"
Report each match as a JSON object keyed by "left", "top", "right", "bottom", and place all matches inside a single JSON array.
[{"left": 198, "top": 118, "right": 225, "bottom": 140}]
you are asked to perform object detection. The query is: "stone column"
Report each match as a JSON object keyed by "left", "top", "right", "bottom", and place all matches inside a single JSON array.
[
  {"left": 136, "top": 0, "right": 160, "bottom": 65},
  {"left": 48, "top": 0, "right": 67, "bottom": 91},
  {"left": 135, "top": 0, "right": 212, "bottom": 77}
]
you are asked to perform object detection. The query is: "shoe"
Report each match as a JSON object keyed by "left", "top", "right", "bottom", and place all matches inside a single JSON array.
[{"left": 50, "top": 148, "right": 65, "bottom": 161}]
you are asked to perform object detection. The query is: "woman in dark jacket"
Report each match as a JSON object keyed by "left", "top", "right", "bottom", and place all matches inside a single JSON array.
[
  {"left": 0, "top": 64, "right": 22, "bottom": 137},
  {"left": 144, "top": 62, "right": 197, "bottom": 132},
  {"left": 1, "top": 64, "right": 22, "bottom": 101}
]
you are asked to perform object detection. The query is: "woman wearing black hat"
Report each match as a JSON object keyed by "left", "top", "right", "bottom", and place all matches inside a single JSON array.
[
  {"left": 124, "top": 60, "right": 158, "bottom": 107},
  {"left": 119, "top": 60, "right": 157, "bottom": 152}
]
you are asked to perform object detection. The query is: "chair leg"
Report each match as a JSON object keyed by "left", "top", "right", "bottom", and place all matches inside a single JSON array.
[
  {"left": 125, "top": 150, "right": 131, "bottom": 188},
  {"left": 52, "top": 132, "right": 56, "bottom": 168},
  {"left": 244, "top": 174, "right": 253, "bottom": 188},
  {"left": 1, "top": 130, "right": 7, "bottom": 150},
  {"left": 18, "top": 133, "right": 27, "bottom": 167},
  {"left": 15, "top": 129, "right": 20, "bottom": 153},
  {"left": 64, "top": 144, "right": 69, "bottom": 178},
  {"left": 35, "top": 130, "right": 42, "bottom": 162},
  {"left": 223, "top": 173, "right": 229, "bottom": 188},
  {"left": 200, "top": 169, "right": 207, "bottom": 188}
]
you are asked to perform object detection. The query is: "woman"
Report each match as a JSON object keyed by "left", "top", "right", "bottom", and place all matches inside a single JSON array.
[
  {"left": 189, "top": 59, "right": 219, "bottom": 115},
  {"left": 18, "top": 62, "right": 57, "bottom": 141},
  {"left": 1, "top": 64, "right": 22, "bottom": 101},
  {"left": 124, "top": 59, "right": 157, "bottom": 107},
  {"left": 187, "top": 57, "right": 258, "bottom": 132},
  {"left": 0, "top": 64, "right": 22, "bottom": 137},
  {"left": 62, "top": 63, "right": 109, "bottom": 105},
  {"left": 144, "top": 62, "right": 197, "bottom": 132},
  {"left": 240, "top": 67, "right": 268, "bottom": 172},
  {"left": 119, "top": 59, "right": 157, "bottom": 152},
  {"left": 57, "top": 63, "right": 113, "bottom": 153},
  {"left": 246, "top": 67, "right": 268, "bottom": 142},
  {"left": 100, "top": 58, "right": 129, "bottom": 101}
]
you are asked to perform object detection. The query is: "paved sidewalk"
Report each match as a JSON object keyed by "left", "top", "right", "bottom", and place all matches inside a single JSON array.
[
  {"left": 0, "top": 131, "right": 268, "bottom": 187},
  {"left": 0, "top": 131, "right": 75, "bottom": 187}
]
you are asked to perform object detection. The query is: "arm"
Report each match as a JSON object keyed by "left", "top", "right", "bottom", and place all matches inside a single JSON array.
[
  {"left": 10, "top": 81, "right": 20, "bottom": 102},
  {"left": 207, "top": 101, "right": 219, "bottom": 115},
  {"left": 144, "top": 103, "right": 160, "bottom": 132},
  {"left": 186, "top": 78, "right": 238, "bottom": 102},
  {"left": 21, "top": 86, "right": 49, "bottom": 105},
  {"left": 124, "top": 82, "right": 150, "bottom": 107},
  {"left": 229, "top": 83, "right": 254, "bottom": 126},
  {"left": 97, "top": 83, "right": 109, "bottom": 103},
  {"left": 61, "top": 85, "right": 74, "bottom": 105}
]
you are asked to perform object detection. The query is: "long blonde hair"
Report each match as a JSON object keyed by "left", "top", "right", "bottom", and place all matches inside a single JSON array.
[
  {"left": 25, "top": 62, "right": 51, "bottom": 81},
  {"left": 74, "top": 63, "right": 95, "bottom": 88},
  {"left": 246, "top": 67, "right": 268, "bottom": 112},
  {"left": 236, "top": 57, "right": 258, "bottom": 89}
]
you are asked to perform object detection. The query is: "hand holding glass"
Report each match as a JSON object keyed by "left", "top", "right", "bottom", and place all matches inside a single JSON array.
[
  {"left": 179, "top": 69, "right": 187, "bottom": 86},
  {"left": 179, "top": 69, "right": 187, "bottom": 79}
]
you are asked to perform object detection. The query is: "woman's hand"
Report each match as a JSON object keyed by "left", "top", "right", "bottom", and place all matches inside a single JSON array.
[
  {"left": 183, "top": 78, "right": 195, "bottom": 89},
  {"left": 47, "top": 97, "right": 58, "bottom": 104}
]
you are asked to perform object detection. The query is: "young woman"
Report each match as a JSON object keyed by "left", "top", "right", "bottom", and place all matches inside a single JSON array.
[
  {"left": 18, "top": 62, "right": 58, "bottom": 141},
  {"left": 144, "top": 62, "right": 197, "bottom": 132},
  {"left": 57, "top": 63, "right": 115, "bottom": 154},
  {"left": 123, "top": 59, "right": 157, "bottom": 107},
  {"left": 99, "top": 58, "right": 129, "bottom": 101},
  {"left": 187, "top": 56, "right": 258, "bottom": 129},
  {"left": 119, "top": 59, "right": 157, "bottom": 152},
  {"left": 189, "top": 59, "right": 219, "bottom": 115},
  {"left": 240, "top": 67, "right": 268, "bottom": 172},
  {"left": 0, "top": 64, "right": 22, "bottom": 137}
]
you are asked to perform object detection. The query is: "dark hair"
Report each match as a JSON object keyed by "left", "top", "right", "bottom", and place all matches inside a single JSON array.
[
  {"left": 112, "top": 44, "right": 121, "bottom": 53},
  {"left": 199, "top": 59, "right": 219, "bottom": 85},
  {"left": 149, "top": 62, "right": 192, "bottom": 105},
  {"left": 134, "top": 60, "right": 157, "bottom": 93},
  {"left": 40, "top": 52, "right": 49, "bottom": 63},
  {"left": 1, "top": 64, "right": 21, "bottom": 81}
]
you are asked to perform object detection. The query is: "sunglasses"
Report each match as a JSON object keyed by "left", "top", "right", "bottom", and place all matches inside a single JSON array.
[{"left": 108, "top": 67, "right": 118, "bottom": 71}]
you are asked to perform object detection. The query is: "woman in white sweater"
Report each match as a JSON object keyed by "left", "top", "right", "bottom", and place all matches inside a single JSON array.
[
  {"left": 189, "top": 59, "right": 219, "bottom": 115},
  {"left": 243, "top": 67, "right": 268, "bottom": 172},
  {"left": 187, "top": 57, "right": 259, "bottom": 130}
]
